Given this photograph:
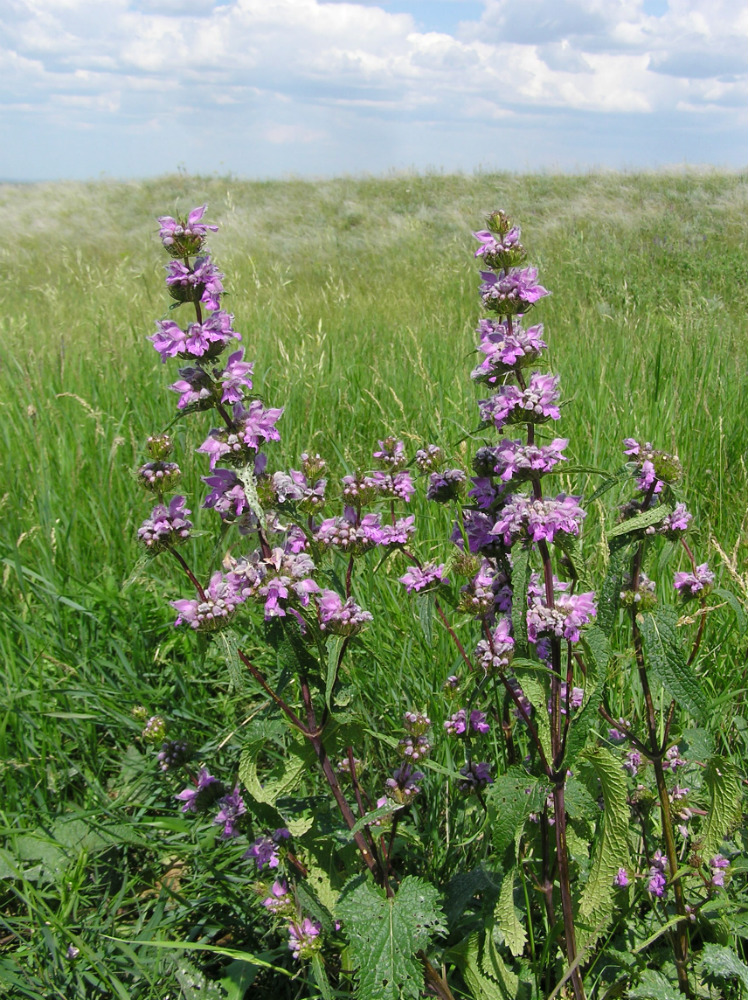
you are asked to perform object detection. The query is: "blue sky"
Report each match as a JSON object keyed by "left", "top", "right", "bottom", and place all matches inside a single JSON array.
[{"left": 1, "top": 0, "right": 746, "bottom": 181}]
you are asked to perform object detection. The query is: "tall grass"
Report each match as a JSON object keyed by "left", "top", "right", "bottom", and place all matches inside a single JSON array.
[{"left": 1, "top": 169, "right": 747, "bottom": 997}]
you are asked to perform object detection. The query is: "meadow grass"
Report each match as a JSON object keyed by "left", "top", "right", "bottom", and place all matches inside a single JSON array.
[{"left": 1, "top": 169, "right": 748, "bottom": 997}]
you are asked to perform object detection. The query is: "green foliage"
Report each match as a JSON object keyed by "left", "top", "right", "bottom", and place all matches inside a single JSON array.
[
  {"left": 698, "top": 943, "right": 748, "bottom": 992},
  {"left": 336, "top": 876, "right": 446, "bottom": 1000},
  {"left": 698, "top": 756, "right": 743, "bottom": 862},
  {"left": 577, "top": 747, "right": 631, "bottom": 943},
  {"left": 638, "top": 606, "right": 708, "bottom": 721},
  {"left": 487, "top": 768, "right": 546, "bottom": 863},
  {"left": 494, "top": 869, "right": 527, "bottom": 958}
]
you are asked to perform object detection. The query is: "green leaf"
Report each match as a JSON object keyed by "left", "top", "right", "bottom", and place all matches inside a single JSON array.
[
  {"left": 597, "top": 539, "right": 631, "bottom": 635},
  {"left": 577, "top": 747, "right": 630, "bottom": 943},
  {"left": 238, "top": 736, "right": 308, "bottom": 808},
  {"left": 310, "top": 953, "right": 334, "bottom": 1000},
  {"left": 564, "top": 628, "right": 610, "bottom": 766},
  {"left": 415, "top": 592, "right": 435, "bottom": 646},
  {"left": 698, "top": 756, "right": 742, "bottom": 861},
  {"left": 586, "top": 466, "right": 630, "bottom": 505},
  {"left": 219, "top": 960, "right": 259, "bottom": 1000},
  {"left": 444, "top": 867, "right": 502, "bottom": 927},
  {"left": 699, "top": 943, "right": 748, "bottom": 990},
  {"left": 713, "top": 587, "right": 746, "bottom": 635},
  {"left": 511, "top": 544, "right": 531, "bottom": 656},
  {"left": 494, "top": 870, "right": 526, "bottom": 958},
  {"left": 606, "top": 504, "right": 671, "bottom": 539},
  {"left": 514, "top": 671, "right": 551, "bottom": 765},
  {"left": 627, "top": 969, "right": 682, "bottom": 1000},
  {"left": 337, "top": 875, "right": 446, "bottom": 1000},
  {"left": 174, "top": 957, "right": 228, "bottom": 999},
  {"left": 325, "top": 636, "right": 345, "bottom": 710},
  {"left": 447, "top": 933, "right": 514, "bottom": 1000},
  {"left": 638, "top": 606, "right": 708, "bottom": 721},
  {"left": 217, "top": 628, "right": 245, "bottom": 692},
  {"left": 346, "top": 799, "right": 404, "bottom": 839},
  {"left": 487, "top": 768, "right": 545, "bottom": 863}
]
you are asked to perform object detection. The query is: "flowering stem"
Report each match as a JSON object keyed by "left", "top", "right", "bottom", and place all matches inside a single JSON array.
[
  {"left": 236, "top": 648, "right": 307, "bottom": 733},
  {"left": 630, "top": 570, "right": 692, "bottom": 996},
  {"left": 297, "top": 672, "right": 385, "bottom": 884},
  {"left": 434, "top": 599, "right": 475, "bottom": 673},
  {"left": 553, "top": 781, "right": 586, "bottom": 1000},
  {"left": 168, "top": 547, "right": 207, "bottom": 602}
]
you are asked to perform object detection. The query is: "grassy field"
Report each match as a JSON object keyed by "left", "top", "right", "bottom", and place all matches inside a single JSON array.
[{"left": 1, "top": 169, "right": 748, "bottom": 998}]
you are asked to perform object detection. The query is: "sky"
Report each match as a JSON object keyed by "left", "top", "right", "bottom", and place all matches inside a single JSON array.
[{"left": 1, "top": 0, "right": 746, "bottom": 181}]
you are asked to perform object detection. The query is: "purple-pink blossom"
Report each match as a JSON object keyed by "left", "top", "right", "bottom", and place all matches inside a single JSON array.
[
  {"left": 175, "top": 768, "right": 223, "bottom": 813},
  {"left": 471, "top": 319, "right": 547, "bottom": 381},
  {"left": 214, "top": 786, "right": 246, "bottom": 839},
  {"left": 474, "top": 617, "right": 514, "bottom": 672},
  {"left": 317, "top": 589, "right": 373, "bottom": 635},
  {"left": 479, "top": 267, "right": 549, "bottom": 314},
  {"left": 399, "top": 562, "right": 448, "bottom": 593},
  {"left": 674, "top": 563, "right": 714, "bottom": 598},
  {"left": 158, "top": 205, "right": 218, "bottom": 249},
  {"left": 491, "top": 494, "right": 586, "bottom": 547},
  {"left": 171, "top": 571, "right": 243, "bottom": 631},
  {"left": 491, "top": 438, "right": 568, "bottom": 482},
  {"left": 478, "top": 373, "right": 561, "bottom": 430},
  {"left": 527, "top": 591, "right": 597, "bottom": 644},
  {"left": 288, "top": 918, "right": 321, "bottom": 960},
  {"left": 137, "top": 496, "right": 192, "bottom": 553}
]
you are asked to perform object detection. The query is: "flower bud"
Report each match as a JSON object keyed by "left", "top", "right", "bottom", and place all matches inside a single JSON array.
[
  {"left": 142, "top": 715, "right": 167, "bottom": 743},
  {"left": 147, "top": 435, "right": 174, "bottom": 460}
]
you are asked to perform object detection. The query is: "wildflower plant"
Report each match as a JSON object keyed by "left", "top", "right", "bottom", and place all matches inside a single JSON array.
[{"left": 133, "top": 205, "right": 744, "bottom": 999}]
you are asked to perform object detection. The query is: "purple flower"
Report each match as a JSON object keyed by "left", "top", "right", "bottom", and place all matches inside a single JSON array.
[
  {"left": 479, "top": 267, "right": 549, "bottom": 314},
  {"left": 491, "top": 438, "right": 568, "bottom": 482},
  {"left": 288, "top": 918, "right": 321, "bottom": 961},
  {"left": 214, "top": 786, "right": 246, "bottom": 839},
  {"left": 458, "top": 760, "right": 493, "bottom": 792},
  {"left": 674, "top": 563, "right": 714, "bottom": 598},
  {"left": 527, "top": 591, "right": 597, "bottom": 645},
  {"left": 317, "top": 589, "right": 373, "bottom": 635},
  {"left": 262, "top": 880, "right": 291, "bottom": 914},
  {"left": 158, "top": 204, "right": 218, "bottom": 250},
  {"left": 427, "top": 469, "right": 466, "bottom": 503},
  {"left": 399, "top": 562, "right": 448, "bottom": 593},
  {"left": 647, "top": 851, "right": 667, "bottom": 897},
  {"left": 474, "top": 617, "right": 514, "bottom": 672},
  {"left": 663, "top": 745, "right": 686, "bottom": 770},
  {"left": 137, "top": 496, "right": 192, "bottom": 553},
  {"left": 614, "top": 868, "right": 629, "bottom": 888},
  {"left": 491, "top": 494, "right": 586, "bottom": 547},
  {"left": 660, "top": 503, "right": 692, "bottom": 535},
  {"left": 415, "top": 444, "right": 443, "bottom": 471},
  {"left": 373, "top": 437, "right": 407, "bottom": 469},
  {"left": 479, "top": 373, "right": 560, "bottom": 430},
  {"left": 137, "top": 460, "right": 181, "bottom": 494},
  {"left": 471, "top": 319, "right": 547, "bottom": 382},
  {"left": 218, "top": 350, "right": 255, "bottom": 404},
  {"left": 385, "top": 762, "right": 424, "bottom": 803},
  {"left": 165, "top": 255, "right": 225, "bottom": 310},
  {"left": 149, "top": 310, "right": 240, "bottom": 363},
  {"left": 473, "top": 227, "right": 521, "bottom": 258},
  {"left": 710, "top": 854, "right": 730, "bottom": 888},
  {"left": 623, "top": 750, "right": 641, "bottom": 776},
  {"left": 175, "top": 768, "right": 223, "bottom": 813},
  {"left": 171, "top": 570, "right": 244, "bottom": 631},
  {"left": 445, "top": 709, "right": 489, "bottom": 735},
  {"left": 169, "top": 365, "right": 215, "bottom": 410},
  {"left": 244, "top": 828, "right": 290, "bottom": 871},
  {"left": 202, "top": 468, "right": 251, "bottom": 519}
]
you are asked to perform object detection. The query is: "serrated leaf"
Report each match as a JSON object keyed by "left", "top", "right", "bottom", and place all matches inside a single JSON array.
[
  {"left": 219, "top": 960, "right": 259, "bottom": 1000},
  {"left": 638, "top": 607, "right": 708, "bottom": 721},
  {"left": 448, "top": 933, "right": 510, "bottom": 1000},
  {"left": 217, "top": 629, "right": 245, "bottom": 691},
  {"left": 627, "top": 969, "right": 682, "bottom": 1000},
  {"left": 445, "top": 867, "right": 502, "bottom": 927},
  {"left": 416, "top": 592, "right": 435, "bottom": 646},
  {"left": 494, "top": 870, "right": 526, "bottom": 958},
  {"left": 325, "top": 636, "right": 345, "bottom": 710},
  {"left": 310, "top": 953, "right": 334, "bottom": 1000},
  {"left": 564, "top": 777, "right": 600, "bottom": 824},
  {"left": 607, "top": 504, "right": 671, "bottom": 539},
  {"left": 304, "top": 864, "right": 339, "bottom": 918},
  {"left": 346, "top": 799, "right": 403, "bottom": 839},
  {"left": 511, "top": 544, "right": 531, "bottom": 656},
  {"left": 577, "top": 747, "right": 630, "bottom": 942},
  {"left": 597, "top": 539, "right": 631, "bottom": 635},
  {"left": 514, "top": 672, "right": 552, "bottom": 765},
  {"left": 175, "top": 958, "right": 227, "bottom": 1000},
  {"left": 487, "top": 768, "right": 544, "bottom": 863},
  {"left": 565, "top": 628, "right": 610, "bottom": 766},
  {"left": 698, "top": 756, "right": 742, "bottom": 861},
  {"left": 296, "top": 880, "right": 336, "bottom": 934},
  {"left": 680, "top": 726, "right": 715, "bottom": 762},
  {"left": 699, "top": 943, "right": 748, "bottom": 989},
  {"left": 337, "top": 876, "right": 446, "bottom": 1000},
  {"left": 238, "top": 737, "right": 307, "bottom": 808}
]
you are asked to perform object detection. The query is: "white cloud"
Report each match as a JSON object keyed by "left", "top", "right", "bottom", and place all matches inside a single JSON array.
[{"left": 0, "top": 0, "right": 745, "bottom": 179}]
